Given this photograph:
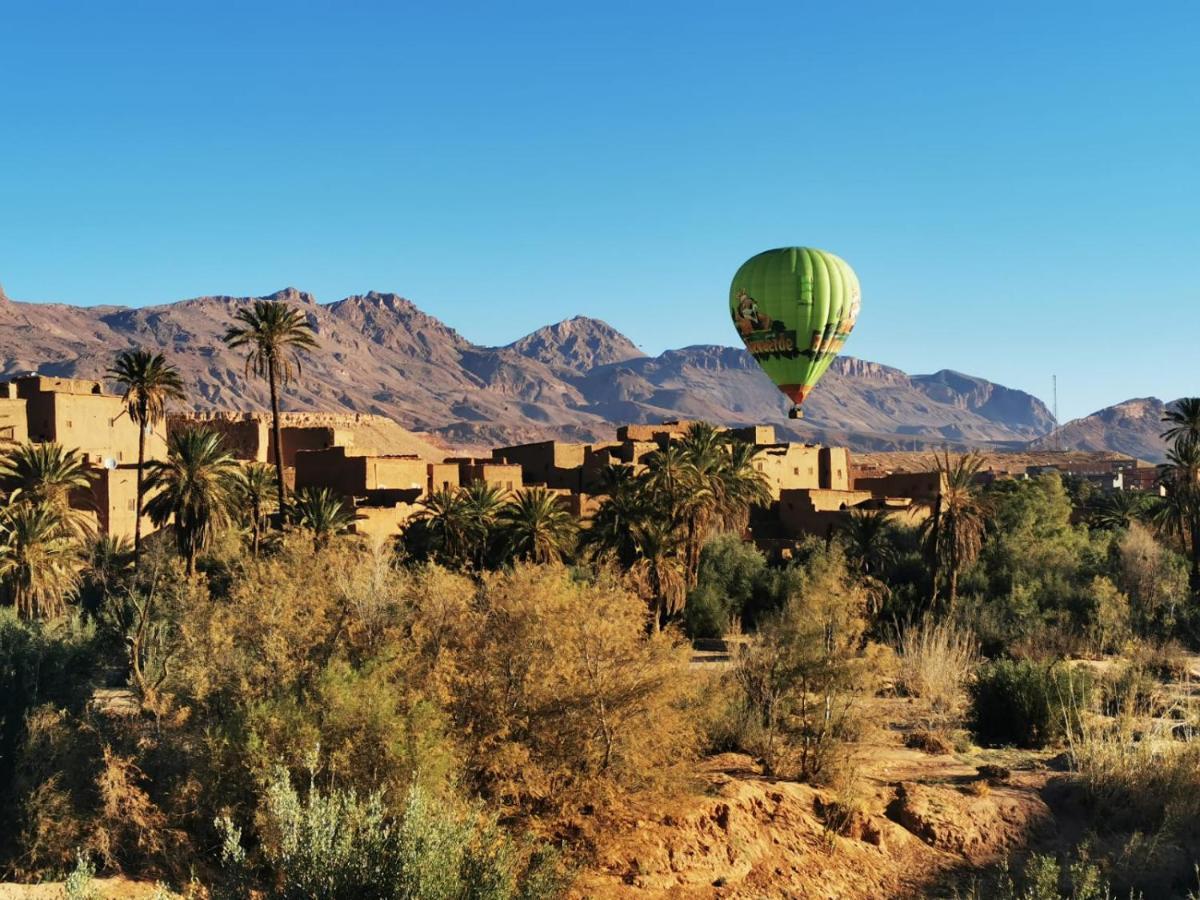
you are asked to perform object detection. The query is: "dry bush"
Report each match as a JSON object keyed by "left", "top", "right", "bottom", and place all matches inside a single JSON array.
[
  {"left": 895, "top": 617, "right": 980, "bottom": 730},
  {"left": 432, "top": 564, "right": 700, "bottom": 818},
  {"left": 732, "top": 549, "right": 878, "bottom": 783},
  {"left": 1066, "top": 714, "right": 1200, "bottom": 893},
  {"left": 1124, "top": 637, "right": 1192, "bottom": 681}
]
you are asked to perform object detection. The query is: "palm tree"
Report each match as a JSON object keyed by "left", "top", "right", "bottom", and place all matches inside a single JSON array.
[
  {"left": 582, "top": 466, "right": 652, "bottom": 566},
  {"left": 0, "top": 442, "right": 93, "bottom": 536},
  {"left": 408, "top": 487, "right": 472, "bottom": 567},
  {"left": 1088, "top": 489, "right": 1152, "bottom": 532},
  {"left": 642, "top": 443, "right": 708, "bottom": 586},
  {"left": 290, "top": 486, "right": 357, "bottom": 550},
  {"left": 717, "top": 439, "right": 772, "bottom": 533},
  {"left": 921, "top": 450, "right": 989, "bottom": 613},
  {"left": 498, "top": 487, "right": 578, "bottom": 564},
  {"left": 80, "top": 533, "right": 134, "bottom": 614},
  {"left": 1155, "top": 437, "right": 1200, "bottom": 591},
  {"left": 839, "top": 507, "right": 896, "bottom": 577},
  {"left": 143, "top": 428, "right": 238, "bottom": 575},
  {"left": 108, "top": 349, "right": 186, "bottom": 569},
  {"left": 1161, "top": 397, "right": 1200, "bottom": 446},
  {"left": 231, "top": 462, "right": 277, "bottom": 557},
  {"left": 0, "top": 499, "right": 81, "bottom": 620},
  {"left": 460, "top": 481, "right": 506, "bottom": 568},
  {"left": 628, "top": 516, "right": 686, "bottom": 632},
  {"left": 222, "top": 300, "right": 319, "bottom": 514}
]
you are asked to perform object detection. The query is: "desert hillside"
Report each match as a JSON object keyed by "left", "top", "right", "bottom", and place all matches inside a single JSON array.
[{"left": 0, "top": 283, "right": 1063, "bottom": 453}]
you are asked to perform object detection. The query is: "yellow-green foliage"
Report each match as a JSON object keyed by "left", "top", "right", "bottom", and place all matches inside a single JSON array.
[
  {"left": 732, "top": 548, "right": 876, "bottom": 781},
  {"left": 428, "top": 564, "right": 699, "bottom": 816}
]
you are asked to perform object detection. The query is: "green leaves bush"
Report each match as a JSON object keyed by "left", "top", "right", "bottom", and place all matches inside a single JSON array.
[
  {"left": 217, "top": 766, "right": 566, "bottom": 900},
  {"left": 968, "top": 659, "right": 1091, "bottom": 749}
]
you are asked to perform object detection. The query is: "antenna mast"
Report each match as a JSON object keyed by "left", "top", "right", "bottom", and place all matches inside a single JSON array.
[{"left": 1052, "top": 374, "right": 1059, "bottom": 451}]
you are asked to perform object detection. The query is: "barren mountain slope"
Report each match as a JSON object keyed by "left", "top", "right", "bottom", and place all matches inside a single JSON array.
[
  {"left": 0, "top": 284, "right": 1065, "bottom": 452},
  {"left": 1029, "top": 398, "right": 1171, "bottom": 462}
]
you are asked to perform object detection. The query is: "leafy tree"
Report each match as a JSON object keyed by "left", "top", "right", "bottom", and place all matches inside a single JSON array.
[
  {"left": 498, "top": 487, "right": 577, "bottom": 565},
  {"left": 0, "top": 443, "right": 92, "bottom": 536},
  {"left": 222, "top": 300, "right": 319, "bottom": 513},
  {"left": 684, "top": 534, "right": 769, "bottom": 638},
  {"left": 290, "top": 486, "right": 357, "bottom": 550},
  {"left": 231, "top": 462, "right": 277, "bottom": 558},
  {"left": 108, "top": 349, "right": 186, "bottom": 569},
  {"left": 922, "top": 450, "right": 989, "bottom": 613},
  {"left": 0, "top": 499, "right": 82, "bottom": 619},
  {"left": 143, "top": 428, "right": 238, "bottom": 575}
]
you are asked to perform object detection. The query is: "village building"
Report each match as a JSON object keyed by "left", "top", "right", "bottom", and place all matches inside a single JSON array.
[
  {"left": 293, "top": 446, "right": 463, "bottom": 546},
  {"left": 0, "top": 375, "right": 166, "bottom": 540}
]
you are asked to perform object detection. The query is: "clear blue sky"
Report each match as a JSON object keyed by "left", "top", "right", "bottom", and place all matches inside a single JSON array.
[{"left": 3, "top": 1, "right": 1198, "bottom": 421}]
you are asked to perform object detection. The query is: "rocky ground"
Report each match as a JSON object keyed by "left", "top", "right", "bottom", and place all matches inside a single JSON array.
[{"left": 574, "top": 697, "right": 1061, "bottom": 899}]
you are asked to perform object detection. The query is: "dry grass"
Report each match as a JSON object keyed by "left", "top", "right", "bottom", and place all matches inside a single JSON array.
[
  {"left": 1067, "top": 717, "right": 1200, "bottom": 835},
  {"left": 895, "top": 618, "right": 980, "bottom": 730}
]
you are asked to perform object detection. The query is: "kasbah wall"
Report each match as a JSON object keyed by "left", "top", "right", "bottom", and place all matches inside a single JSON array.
[{"left": 3, "top": 373, "right": 951, "bottom": 551}]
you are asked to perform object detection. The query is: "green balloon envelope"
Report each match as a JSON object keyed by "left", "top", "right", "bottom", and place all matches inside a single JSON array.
[{"left": 729, "top": 247, "right": 861, "bottom": 415}]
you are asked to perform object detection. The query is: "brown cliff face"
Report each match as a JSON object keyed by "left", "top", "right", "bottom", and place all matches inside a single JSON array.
[{"left": 0, "top": 283, "right": 1085, "bottom": 453}]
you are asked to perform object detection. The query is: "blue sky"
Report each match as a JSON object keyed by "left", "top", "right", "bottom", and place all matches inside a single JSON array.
[{"left": 2, "top": 1, "right": 1198, "bottom": 421}]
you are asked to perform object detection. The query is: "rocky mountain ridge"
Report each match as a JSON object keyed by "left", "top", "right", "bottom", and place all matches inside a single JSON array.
[{"left": 0, "top": 283, "right": 1150, "bottom": 455}]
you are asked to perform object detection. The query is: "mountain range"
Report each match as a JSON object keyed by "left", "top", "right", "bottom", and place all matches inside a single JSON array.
[{"left": 0, "top": 283, "right": 1173, "bottom": 460}]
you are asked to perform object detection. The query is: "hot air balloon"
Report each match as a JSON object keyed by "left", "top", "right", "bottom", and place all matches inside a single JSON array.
[{"left": 729, "top": 247, "right": 860, "bottom": 419}]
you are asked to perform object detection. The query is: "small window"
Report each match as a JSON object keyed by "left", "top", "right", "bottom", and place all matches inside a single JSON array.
[
  {"left": 127, "top": 500, "right": 136, "bottom": 511},
  {"left": 756, "top": 463, "right": 763, "bottom": 471},
  {"left": 506, "top": 481, "right": 514, "bottom": 490},
  {"left": 808, "top": 467, "right": 814, "bottom": 475},
  {"left": 442, "top": 481, "right": 450, "bottom": 490},
  {"left": 793, "top": 467, "right": 799, "bottom": 475}
]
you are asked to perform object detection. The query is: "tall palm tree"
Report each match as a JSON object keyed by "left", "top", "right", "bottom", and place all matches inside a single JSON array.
[
  {"left": 642, "top": 443, "right": 708, "bottom": 587},
  {"left": 222, "top": 300, "right": 319, "bottom": 514},
  {"left": 108, "top": 349, "right": 186, "bottom": 569},
  {"left": 921, "top": 450, "right": 989, "bottom": 613},
  {"left": 231, "top": 462, "right": 277, "bottom": 557},
  {"left": 1155, "top": 437, "right": 1200, "bottom": 591},
  {"left": 460, "top": 481, "right": 506, "bottom": 569},
  {"left": 582, "top": 466, "right": 652, "bottom": 567},
  {"left": 628, "top": 516, "right": 686, "bottom": 632},
  {"left": 717, "top": 439, "right": 772, "bottom": 533},
  {"left": 408, "top": 487, "right": 472, "bottom": 567},
  {"left": 1161, "top": 397, "right": 1200, "bottom": 446},
  {"left": 290, "top": 486, "right": 357, "bottom": 550},
  {"left": 143, "top": 429, "right": 239, "bottom": 575},
  {"left": 0, "top": 499, "right": 81, "bottom": 620},
  {"left": 498, "top": 487, "right": 578, "bottom": 564},
  {"left": 0, "top": 442, "right": 93, "bottom": 536}
]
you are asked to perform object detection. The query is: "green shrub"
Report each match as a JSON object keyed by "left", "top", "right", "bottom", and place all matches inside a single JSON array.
[
  {"left": 969, "top": 659, "right": 1090, "bottom": 749},
  {"left": 218, "top": 765, "right": 566, "bottom": 899},
  {"left": 685, "top": 535, "right": 771, "bottom": 637}
]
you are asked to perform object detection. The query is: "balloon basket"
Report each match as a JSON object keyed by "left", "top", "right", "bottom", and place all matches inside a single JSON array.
[{"left": 788, "top": 406, "right": 804, "bottom": 420}]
